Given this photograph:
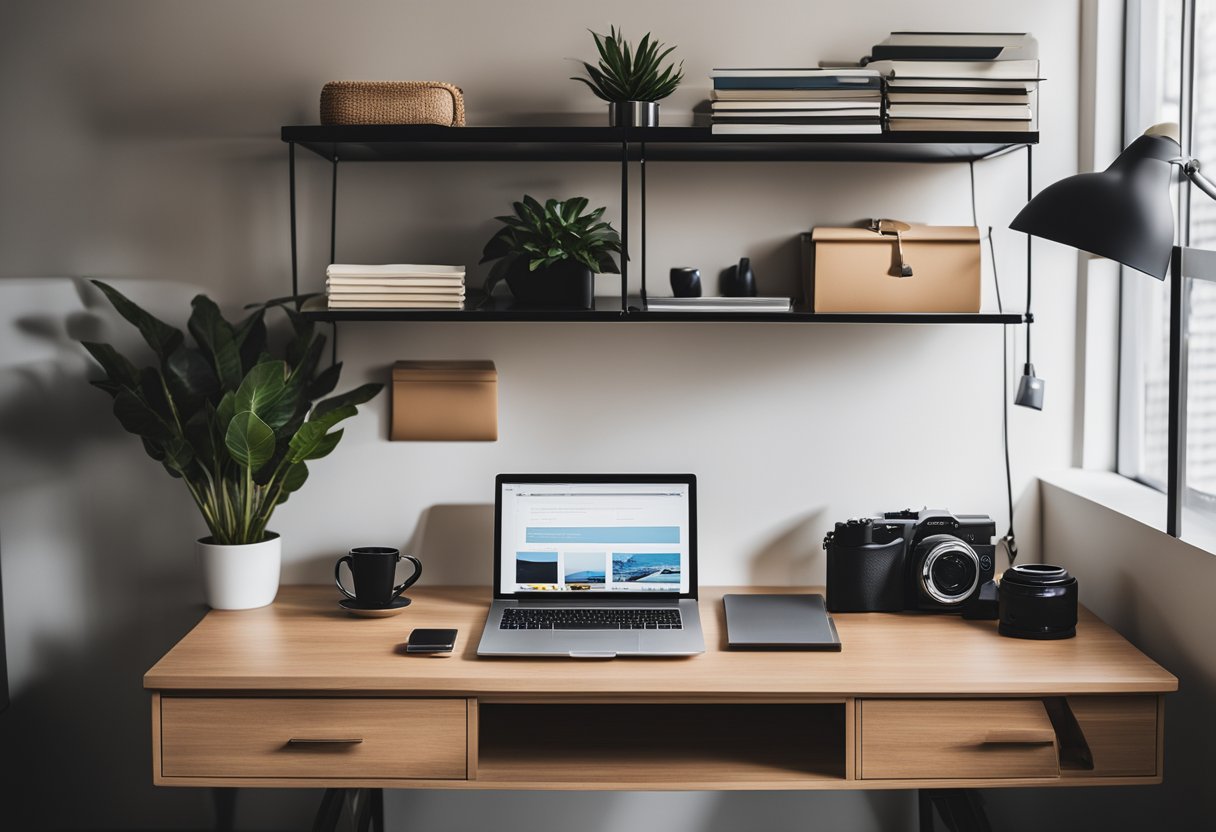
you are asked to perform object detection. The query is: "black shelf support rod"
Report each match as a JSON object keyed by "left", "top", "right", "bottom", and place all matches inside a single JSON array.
[
  {"left": 330, "top": 156, "right": 339, "bottom": 265},
  {"left": 640, "top": 141, "right": 648, "bottom": 305},
  {"left": 289, "top": 141, "right": 298, "bottom": 300},
  {"left": 620, "top": 140, "right": 629, "bottom": 313}
]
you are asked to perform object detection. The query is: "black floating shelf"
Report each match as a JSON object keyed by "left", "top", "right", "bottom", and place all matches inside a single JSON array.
[
  {"left": 301, "top": 296, "right": 1025, "bottom": 325},
  {"left": 282, "top": 125, "right": 1037, "bottom": 164}
]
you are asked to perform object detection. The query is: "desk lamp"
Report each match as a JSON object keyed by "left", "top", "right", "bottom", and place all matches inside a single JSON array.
[{"left": 1010, "top": 122, "right": 1216, "bottom": 534}]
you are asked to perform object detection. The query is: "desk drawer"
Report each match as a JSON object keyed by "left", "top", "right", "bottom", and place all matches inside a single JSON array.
[
  {"left": 859, "top": 699, "right": 1059, "bottom": 780},
  {"left": 160, "top": 697, "right": 467, "bottom": 780}
]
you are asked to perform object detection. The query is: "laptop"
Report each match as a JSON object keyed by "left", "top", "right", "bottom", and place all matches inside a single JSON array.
[{"left": 477, "top": 474, "right": 706, "bottom": 658}]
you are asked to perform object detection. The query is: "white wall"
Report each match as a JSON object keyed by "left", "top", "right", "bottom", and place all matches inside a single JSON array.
[
  {"left": 984, "top": 475, "right": 1215, "bottom": 830},
  {"left": 0, "top": 1, "right": 1081, "bottom": 829}
]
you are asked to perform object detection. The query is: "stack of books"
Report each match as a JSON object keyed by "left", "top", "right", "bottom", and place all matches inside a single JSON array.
[
  {"left": 325, "top": 264, "right": 466, "bottom": 310},
  {"left": 709, "top": 68, "right": 882, "bottom": 135},
  {"left": 861, "top": 32, "right": 1040, "bottom": 133}
]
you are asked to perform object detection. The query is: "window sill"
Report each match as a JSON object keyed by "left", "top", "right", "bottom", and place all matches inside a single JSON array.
[{"left": 1039, "top": 469, "right": 1216, "bottom": 556}]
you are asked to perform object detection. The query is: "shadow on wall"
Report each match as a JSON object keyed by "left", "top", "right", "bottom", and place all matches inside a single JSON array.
[
  {"left": 284, "top": 503, "right": 496, "bottom": 586},
  {"left": 747, "top": 507, "right": 828, "bottom": 586},
  {"left": 0, "top": 277, "right": 320, "bottom": 830}
]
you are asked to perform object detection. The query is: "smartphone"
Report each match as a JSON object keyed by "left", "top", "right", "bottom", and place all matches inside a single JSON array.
[{"left": 406, "top": 628, "right": 458, "bottom": 654}]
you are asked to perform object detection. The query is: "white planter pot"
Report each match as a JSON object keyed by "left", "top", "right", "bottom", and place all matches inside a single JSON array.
[{"left": 197, "top": 533, "right": 281, "bottom": 610}]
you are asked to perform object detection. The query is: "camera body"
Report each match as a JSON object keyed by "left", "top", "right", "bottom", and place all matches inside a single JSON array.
[{"left": 823, "top": 509, "right": 996, "bottom": 613}]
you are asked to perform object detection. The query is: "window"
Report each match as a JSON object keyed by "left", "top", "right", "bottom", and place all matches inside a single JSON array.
[{"left": 1118, "top": 0, "right": 1216, "bottom": 522}]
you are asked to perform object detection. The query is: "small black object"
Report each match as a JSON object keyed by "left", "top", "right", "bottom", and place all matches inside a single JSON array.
[
  {"left": 1015, "top": 363, "right": 1045, "bottom": 410},
  {"left": 335, "top": 547, "right": 422, "bottom": 608},
  {"left": 823, "top": 509, "right": 997, "bottom": 614},
  {"left": 669, "top": 267, "right": 702, "bottom": 298},
  {"left": 406, "top": 628, "right": 458, "bottom": 653},
  {"left": 999, "top": 563, "right": 1079, "bottom": 639},
  {"left": 961, "top": 579, "right": 1000, "bottom": 620},
  {"left": 721, "top": 257, "right": 757, "bottom": 297}
]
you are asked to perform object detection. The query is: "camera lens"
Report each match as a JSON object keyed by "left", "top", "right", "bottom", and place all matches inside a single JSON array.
[{"left": 920, "top": 539, "right": 980, "bottom": 606}]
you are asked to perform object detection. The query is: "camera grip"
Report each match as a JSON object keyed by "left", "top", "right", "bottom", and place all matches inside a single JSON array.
[{"left": 825, "top": 539, "right": 906, "bottom": 613}]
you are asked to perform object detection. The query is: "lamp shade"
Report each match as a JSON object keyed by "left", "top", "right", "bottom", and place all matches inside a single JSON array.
[{"left": 1010, "top": 134, "right": 1180, "bottom": 279}]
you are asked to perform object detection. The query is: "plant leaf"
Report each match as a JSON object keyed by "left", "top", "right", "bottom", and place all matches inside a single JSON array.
[
  {"left": 90, "top": 280, "right": 184, "bottom": 361},
  {"left": 288, "top": 405, "right": 357, "bottom": 463},
  {"left": 165, "top": 346, "right": 219, "bottom": 410},
  {"left": 233, "top": 360, "right": 289, "bottom": 421},
  {"left": 224, "top": 410, "right": 276, "bottom": 470},
  {"left": 113, "top": 389, "right": 176, "bottom": 442},
  {"left": 307, "top": 361, "right": 343, "bottom": 400},
  {"left": 311, "top": 382, "right": 383, "bottom": 420},
  {"left": 187, "top": 295, "right": 243, "bottom": 390},
  {"left": 81, "top": 341, "right": 141, "bottom": 394},
  {"left": 276, "top": 461, "right": 309, "bottom": 504}
]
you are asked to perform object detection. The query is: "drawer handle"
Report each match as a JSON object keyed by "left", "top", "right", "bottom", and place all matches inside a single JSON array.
[
  {"left": 286, "top": 738, "right": 364, "bottom": 745},
  {"left": 981, "top": 729, "right": 1056, "bottom": 746}
]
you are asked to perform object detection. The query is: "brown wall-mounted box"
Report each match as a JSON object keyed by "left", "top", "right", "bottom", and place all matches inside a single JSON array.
[
  {"left": 804, "top": 225, "right": 981, "bottom": 313},
  {"left": 391, "top": 361, "right": 497, "bottom": 441}
]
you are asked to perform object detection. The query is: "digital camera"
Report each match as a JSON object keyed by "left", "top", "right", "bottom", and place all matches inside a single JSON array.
[{"left": 823, "top": 509, "right": 996, "bottom": 613}]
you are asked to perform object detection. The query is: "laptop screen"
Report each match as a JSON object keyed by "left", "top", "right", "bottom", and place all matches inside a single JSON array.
[{"left": 495, "top": 475, "right": 696, "bottom": 598}]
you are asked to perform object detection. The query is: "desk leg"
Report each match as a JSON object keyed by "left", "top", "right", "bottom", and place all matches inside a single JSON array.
[
  {"left": 211, "top": 787, "right": 236, "bottom": 832},
  {"left": 918, "top": 789, "right": 993, "bottom": 832},
  {"left": 313, "top": 788, "right": 347, "bottom": 832}
]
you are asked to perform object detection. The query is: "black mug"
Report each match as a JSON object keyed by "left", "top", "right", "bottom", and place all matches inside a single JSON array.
[{"left": 335, "top": 547, "right": 422, "bottom": 607}]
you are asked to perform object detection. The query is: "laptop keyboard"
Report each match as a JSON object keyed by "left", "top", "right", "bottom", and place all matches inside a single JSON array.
[{"left": 500, "top": 608, "right": 683, "bottom": 630}]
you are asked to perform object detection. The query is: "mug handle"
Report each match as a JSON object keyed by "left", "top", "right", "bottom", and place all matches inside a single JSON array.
[
  {"left": 392, "top": 555, "right": 423, "bottom": 599},
  {"left": 334, "top": 555, "right": 357, "bottom": 600}
]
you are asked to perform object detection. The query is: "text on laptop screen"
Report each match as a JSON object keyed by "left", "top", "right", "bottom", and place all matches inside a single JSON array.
[{"left": 499, "top": 481, "right": 691, "bottom": 595}]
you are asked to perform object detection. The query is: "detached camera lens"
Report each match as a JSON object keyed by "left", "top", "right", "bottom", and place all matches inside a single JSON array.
[{"left": 920, "top": 539, "right": 981, "bottom": 606}]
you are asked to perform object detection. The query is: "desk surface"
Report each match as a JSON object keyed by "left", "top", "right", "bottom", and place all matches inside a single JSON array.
[{"left": 144, "top": 585, "right": 1177, "bottom": 697}]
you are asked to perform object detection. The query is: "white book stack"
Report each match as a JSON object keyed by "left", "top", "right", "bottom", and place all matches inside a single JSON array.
[
  {"left": 325, "top": 264, "right": 466, "bottom": 309},
  {"left": 861, "top": 32, "right": 1041, "bottom": 134}
]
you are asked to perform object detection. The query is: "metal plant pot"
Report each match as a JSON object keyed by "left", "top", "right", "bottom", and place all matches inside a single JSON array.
[{"left": 609, "top": 100, "right": 659, "bottom": 127}]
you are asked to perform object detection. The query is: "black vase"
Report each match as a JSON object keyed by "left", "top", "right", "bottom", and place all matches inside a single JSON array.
[
  {"left": 504, "top": 259, "right": 594, "bottom": 309},
  {"left": 721, "top": 257, "right": 757, "bottom": 297}
]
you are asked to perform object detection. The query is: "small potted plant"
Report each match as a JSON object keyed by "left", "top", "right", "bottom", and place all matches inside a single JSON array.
[
  {"left": 571, "top": 26, "right": 684, "bottom": 127},
  {"left": 81, "top": 281, "right": 382, "bottom": 610},
  {"left": 481, "top": 195, "right": 623, "bottom": 308}
]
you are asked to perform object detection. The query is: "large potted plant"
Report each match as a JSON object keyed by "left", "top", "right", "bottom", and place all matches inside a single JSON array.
[
  {"left": 481, "top": 195, "right": 622, "bottom": 308},
  {"left": 571, "top": 26, "right": 684, "bottom": 127},
  {"left": 81, "top": 281, "right": 382, "bottom": 610}
]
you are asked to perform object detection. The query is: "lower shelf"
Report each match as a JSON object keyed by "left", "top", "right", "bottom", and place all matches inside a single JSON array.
[
  {"left": 301, "top": 295, "right": 1025, "bottom": 324},
  {"left": 476, "top": 703, "right": 846, "bottom": 787}
]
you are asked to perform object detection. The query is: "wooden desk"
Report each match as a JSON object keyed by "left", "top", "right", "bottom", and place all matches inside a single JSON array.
[{"left": 145, "top": 586, "right": 1176, "bottom": 792}]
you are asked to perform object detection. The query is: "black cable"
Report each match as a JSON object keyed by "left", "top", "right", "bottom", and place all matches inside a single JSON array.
[
  {"left": 989, "top": 229, "right": 1018, "bottom": 567},
  {"left": 1025, "top": 241, "right": 1033, "bottom": 364},
  {"left": 971, "top": 163, "right": 1017, "bottom": 566}
]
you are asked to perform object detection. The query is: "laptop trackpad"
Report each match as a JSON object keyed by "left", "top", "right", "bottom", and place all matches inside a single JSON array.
[{"left": 565, "top": 631, "right": 640, "bottom": 656}]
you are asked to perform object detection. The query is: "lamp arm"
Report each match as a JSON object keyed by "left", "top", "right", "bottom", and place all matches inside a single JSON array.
[{"left": 1179, "top": 158, "right": 1216, "bottom": 202}]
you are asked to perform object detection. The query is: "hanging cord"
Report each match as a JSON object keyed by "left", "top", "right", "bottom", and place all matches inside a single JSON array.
[
  {"left": 972, "top": 161, "right": 1017, "bottom": 566},
  {"left": 990, "top": 227, "right": 1018, "bottom": 567}
]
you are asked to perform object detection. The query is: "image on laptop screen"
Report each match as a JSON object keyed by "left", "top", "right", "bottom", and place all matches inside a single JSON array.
[{"left": 497, "top": 479, "right": 693, "bottom": 595}]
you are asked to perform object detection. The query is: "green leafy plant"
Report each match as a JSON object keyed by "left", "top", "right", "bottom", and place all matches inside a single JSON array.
[
  {"left": 81, "top": 281, "right": 382, "bottom": 545},
  {"left": 571, "top": 26, "right": 684, "bottom": 103},
  {"left": 480, "top": 195, "right": 623, "bottom": 294}
]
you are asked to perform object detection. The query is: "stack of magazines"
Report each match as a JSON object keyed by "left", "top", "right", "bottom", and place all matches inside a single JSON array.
[
  {"left": 709, "top": 68, "right": 882, "bottom": 135},
  {"left": 861, "top": 32, "right": 1040, "bottom": 133},
  {"left": 325, "top": 264, "right": 466, "bottom": 309}
]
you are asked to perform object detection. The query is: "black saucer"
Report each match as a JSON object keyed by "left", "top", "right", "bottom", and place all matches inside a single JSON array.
[{"left": 339, "top": 597, "right": 412, "bottom": 617}]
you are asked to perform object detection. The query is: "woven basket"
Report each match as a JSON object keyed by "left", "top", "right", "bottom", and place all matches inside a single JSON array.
[{"left": 320, "top": 81, "right": 465, "bottom": 126}]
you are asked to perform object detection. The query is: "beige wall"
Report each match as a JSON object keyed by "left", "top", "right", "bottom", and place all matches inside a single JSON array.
[{"left": 0, "top": 1, "right": 1081, "bottom": 829}]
